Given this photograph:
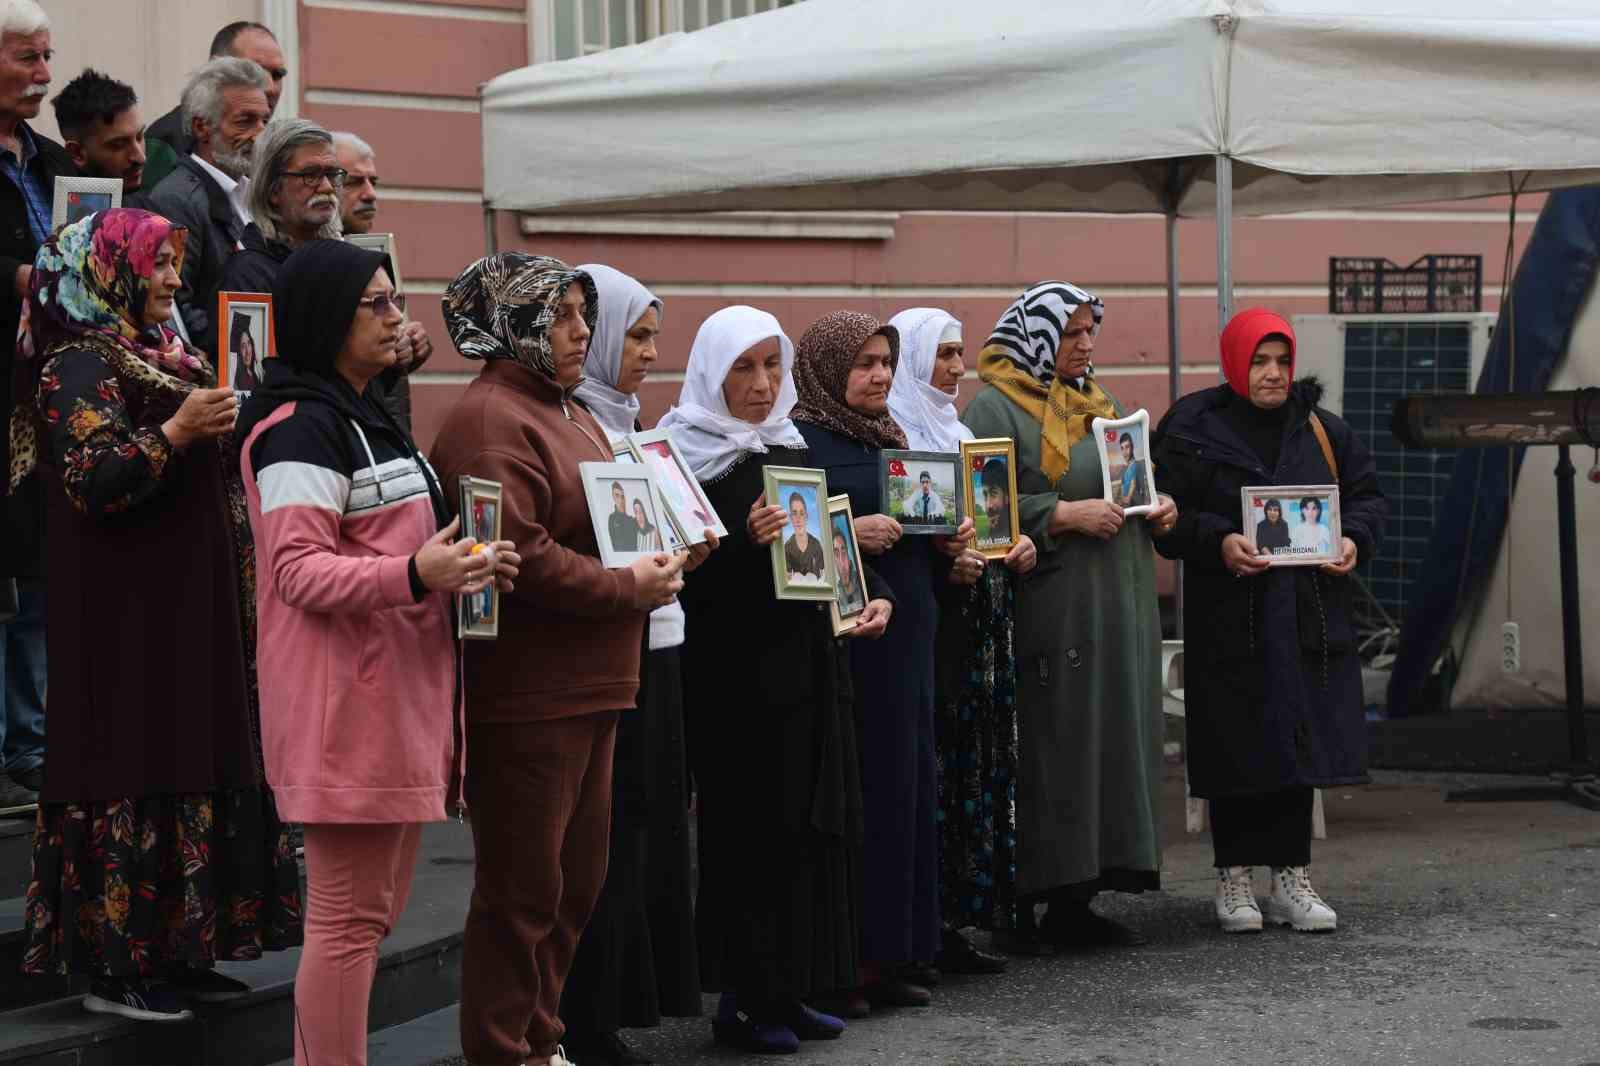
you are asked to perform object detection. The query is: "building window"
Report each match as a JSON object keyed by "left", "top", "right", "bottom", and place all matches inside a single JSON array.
[{"left": 534, "top": 0, "right": 801, "bottom": 62}]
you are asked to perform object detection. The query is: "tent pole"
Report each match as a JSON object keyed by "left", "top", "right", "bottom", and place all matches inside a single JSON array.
[
  {"left": 1166, "top": 209, "right": 1184, "bottom": 641},
  {"left": 1215, "top": 154, "right": 1234, "bottom": 335},
  {"left": 483, "top": 205, "right": 499, "bottom": 256}
]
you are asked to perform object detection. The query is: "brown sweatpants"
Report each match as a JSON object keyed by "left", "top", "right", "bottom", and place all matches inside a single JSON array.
[{"left": 459, "top": 712, "right": 619, "bottom": 1064}]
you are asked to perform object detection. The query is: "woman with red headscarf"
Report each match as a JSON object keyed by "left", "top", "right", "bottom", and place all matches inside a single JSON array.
[{"left": 1152, "top": 308, "right": 1387, "bottom": 936}]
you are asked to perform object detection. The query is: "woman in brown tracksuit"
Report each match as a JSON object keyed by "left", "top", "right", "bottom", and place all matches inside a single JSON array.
[{"left": 430, "top": 253, "right": 686, "bottom": 1066}]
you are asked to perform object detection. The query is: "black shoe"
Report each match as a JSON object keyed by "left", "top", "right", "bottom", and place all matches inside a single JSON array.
[
  {"left": 711, "top": 1013, "right": 799, "bottom": 1055},
  {"left": 0, "top": 772, "right": 37, "bottom": 810},
  {"left": 165, "top": 966, "right": 253, "bottom": 1003},
  {"left": 1043, "top": 907, "right": 1147, "bottom": 948},
  {"left": 84, "top": 979, "right": 195, "bottom": 1023},
  {"left": 936, "top": 928, "right": 1010, "bottom": 974},
  {"left": 564, "top": 1029, "right": 653, "bottom": 1065},
  {"left": 784, "top": 1002, "right": 845, "bottom": 1040},
  {"left": 862, "top": 977, "right": 933, "bottom": 1008},
  {"left": 898, "top": 961, "right": 942, "bottom": 987}
]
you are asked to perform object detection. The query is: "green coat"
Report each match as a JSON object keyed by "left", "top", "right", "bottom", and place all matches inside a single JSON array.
[{"left": 962, "top": 384, "right": 1163, "bottom": 897}]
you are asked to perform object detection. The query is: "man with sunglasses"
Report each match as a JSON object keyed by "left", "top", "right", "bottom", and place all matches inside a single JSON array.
[
  {"left": 143, "top": 20, "right": 287, "bottom": 191},
  {"left": 217, "top": 118, "right": 345, "bottom": 323}
]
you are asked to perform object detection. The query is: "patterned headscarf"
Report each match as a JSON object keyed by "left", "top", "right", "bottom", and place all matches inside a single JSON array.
[
  {"left": 11, "top": 209, "right": 213, "bottom": 490},
  {"left": 573, "top": 263, "right": 661, "bottom": 442},
  {"left": 978, "top": 281, "right": 1116, "bottom": 482},
  {"left": 791, "top": 311, "right": 908, "bottom": 450},
  {"left": 886, "top": 307, "right": 973, "bottom": 452},
  {"left": 441, "top": 252, "right": 598, "bottom": 381}
]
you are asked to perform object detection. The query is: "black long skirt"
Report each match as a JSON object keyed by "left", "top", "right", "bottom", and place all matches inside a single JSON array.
[{"left": 561, "top": 646, "right": 701, "bottom": 1034}]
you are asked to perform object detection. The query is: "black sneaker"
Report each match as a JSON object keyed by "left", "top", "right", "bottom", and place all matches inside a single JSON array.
[
  {"left": 0, "top": 771, "right": 37, "bottom": 810},
  {"left": 84, "top": 979, "right": 195, "bottom": 1022},
  {"left": 166, "top": 966, "right": 253, "bottom": 1003}
]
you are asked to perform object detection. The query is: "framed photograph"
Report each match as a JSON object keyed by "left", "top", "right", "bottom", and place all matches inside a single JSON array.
[
  {"left": 762, "top": 465, "right": 836, "bottom": 601},
  {"left": 880, "top": 449, "right": 963, "bottom": 535},
  {"left": 1240, "top": 484, "right": 1343, "bottom": 566},
  {"left": 826, "top": 493, "right": 869, "bottom": 635},
  {"left": 581, "top": 461, "right": 673, "bottom": 566},
  {"left": 457, "top": 476, "right": 503, "bottom": 639},
  {"left": 346, "top": 232, "right": 402, "bottom": 294},
  {"left": 52, "top": 176, "right": 121, "bottom": 231},
  {"left": 608, "top": 443, "right": 687, "bottom": 551},
  {"left": 960, "top": 437, "right": 1021, "bottom": 559},
  {"left": 215, "top": 292, "right": 275, "bottom": 396},
  {"left": 625, "top": 428, "right": 727, "bottom": 544},
  {"left": 1092, "top": 409, "right": 1158, "bottom": 516}
]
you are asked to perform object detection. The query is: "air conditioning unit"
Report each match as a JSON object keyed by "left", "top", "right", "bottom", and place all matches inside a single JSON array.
[{"left": 1290, "top": 313, "right": 1497, "bottom": 628}]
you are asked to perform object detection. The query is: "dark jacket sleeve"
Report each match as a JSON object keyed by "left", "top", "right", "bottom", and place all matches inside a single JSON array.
[
  {"left": 1151, "top": 410, "right": 1236, "bottom": 569},
  {"left": 1324, "top": 409, "right": 1387, "bottom": 564}
]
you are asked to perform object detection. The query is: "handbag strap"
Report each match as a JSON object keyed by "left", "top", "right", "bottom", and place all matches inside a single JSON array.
[{"left": 1308, "top": 411, "right": 1339, "bottom": 482}]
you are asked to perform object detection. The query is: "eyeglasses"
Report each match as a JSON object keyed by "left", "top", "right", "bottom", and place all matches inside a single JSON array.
[
  {"left": 356, "top": 293, "right": 406, "bottom": 317},
  {"left": 279, "top": 166, "right": 348, "bottom": 189}
]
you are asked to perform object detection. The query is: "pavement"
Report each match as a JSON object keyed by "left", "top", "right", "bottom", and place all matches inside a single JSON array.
[{"left": 416, "top": 768, "right": 1600, "bottom": 1066}]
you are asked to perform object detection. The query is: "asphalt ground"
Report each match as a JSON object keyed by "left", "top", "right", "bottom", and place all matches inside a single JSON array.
[{"left": 423, "top": 769, "right": 1600, "bottom": 1066}]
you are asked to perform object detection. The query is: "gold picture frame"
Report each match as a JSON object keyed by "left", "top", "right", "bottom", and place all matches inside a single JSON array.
[
  {"left": 960, "top": 437, "right": 1021, "bottom": 559},
  {"left": 825, "top": 493, "right": 869, "bottom": 635},
  {"left": 762, "top": 465, "right": 836, "bottom": 602}
]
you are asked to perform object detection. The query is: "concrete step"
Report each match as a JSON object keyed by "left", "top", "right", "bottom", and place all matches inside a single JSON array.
[
  {"left": 0, "top": 812, "right": 34, "bottom": 899},
  {"left": 0, "top": 820, "right": 476, "bottom": 1066}
]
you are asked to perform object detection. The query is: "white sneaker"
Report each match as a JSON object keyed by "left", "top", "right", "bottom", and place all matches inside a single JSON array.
[
  {"left": 550, "top": 1046, "right": 579, "bottom": 1066},
  {"left": 1215, "top": 866, "right": 1263, "bottom": 933},
  {"left": 1266, "top": 866, "right": 1337, "bottom": 932}
]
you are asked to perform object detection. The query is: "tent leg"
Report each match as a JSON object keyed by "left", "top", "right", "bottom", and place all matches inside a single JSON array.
[
  {"left": 1166, "top": 210, "right": 1184, "bottom": 641},
  {"left": 1215, "top": 154, "right": 1233, "bottom": 334},
  {"left": 483, "top": 205, "right": 499, "bottom": 256}
]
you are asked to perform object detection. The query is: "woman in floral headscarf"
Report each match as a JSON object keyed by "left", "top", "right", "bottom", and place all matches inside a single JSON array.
[
  {"left": 962, "top": 282, "right": 1175, "bottom": 952},
  {"left": 16, "top": 209, "right": 301, "bottom": 1022},
  {"left": 430, "top": 252, "right": 686, "bottom": 1066},
  {"left": 792, "top": 310, "right": 984, "bottom": 1013}
]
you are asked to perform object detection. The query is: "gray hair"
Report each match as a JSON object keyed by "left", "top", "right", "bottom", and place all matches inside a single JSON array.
[
  {"left": 0, "top": 0, "right": 49, "bottom": 36},
  {"left": 248, "top": 118, "right": 343, "bottom": 242},
  {"left": 331, "top": 131, "right": 374, "bottom": 161},
  {"left": 180, "top": 55, "right": 269, "bottom": 132}
]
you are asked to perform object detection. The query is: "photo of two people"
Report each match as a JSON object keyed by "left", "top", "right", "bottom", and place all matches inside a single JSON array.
[
  {"left": 606, "top": 478, "right": 667, "bottom": 553},
  {"left": 1241, "top": 484, "right": 1342, "bottom": 565}
]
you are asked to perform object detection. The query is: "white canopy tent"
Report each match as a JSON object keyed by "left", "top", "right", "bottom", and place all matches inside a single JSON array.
[{"left": 481, "top": 0, "right": 1600, "bottom": 364}]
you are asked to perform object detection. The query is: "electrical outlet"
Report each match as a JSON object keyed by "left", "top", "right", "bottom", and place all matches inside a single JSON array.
[{"left": 1501, "top": 621, "right": 1521, "bottom": 675}]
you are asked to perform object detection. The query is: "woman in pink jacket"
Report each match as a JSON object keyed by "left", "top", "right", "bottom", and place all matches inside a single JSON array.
[{"left": 238, "top": 240, "right": 519, "bottom": 1066}]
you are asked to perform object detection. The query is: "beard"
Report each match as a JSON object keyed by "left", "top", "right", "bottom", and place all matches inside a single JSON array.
[{"left": 209, "top": 129, "right": 255, "bottom": 180}]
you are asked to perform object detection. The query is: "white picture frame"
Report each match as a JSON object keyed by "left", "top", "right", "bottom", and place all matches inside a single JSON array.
[
  {"left": 580, "top": 461, "right": 673, "bottom": 566},
  {"left": 51, "top": 176, "right": 122, "bottom": 231},
  {"left": 1092, "top": 409, "right": 1158, "bottom": 516},
  {"left": 346, "top": 232, "right": 402, "bottom": 294},
  {"left": 609, "top": 442, "right": 687, "bottom": 552},
  {"left": 1240, "top": 484, "right": 1343, "bottom": 567},
  {"left": 625, "top": 427, "right": 727, "bottom": 545}
]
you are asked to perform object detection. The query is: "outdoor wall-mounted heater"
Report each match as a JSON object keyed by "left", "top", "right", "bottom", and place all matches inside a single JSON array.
[{"left": 1391, "top": 388, "right": 1600, "bottom": 810}]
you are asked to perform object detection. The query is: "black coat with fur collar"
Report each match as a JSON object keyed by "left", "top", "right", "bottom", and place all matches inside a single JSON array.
[{"left": 1152, "top": 379, "right": 1388, "bottom": 798}]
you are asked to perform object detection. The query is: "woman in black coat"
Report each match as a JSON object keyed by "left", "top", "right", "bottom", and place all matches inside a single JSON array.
[{"left": 1152, "top": 308, "right": 1386, "bottom": 937}]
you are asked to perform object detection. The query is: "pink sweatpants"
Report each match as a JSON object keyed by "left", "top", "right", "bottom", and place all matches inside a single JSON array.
[{"left": 294, "top": 822, "right": 424, "bottom": 1066}]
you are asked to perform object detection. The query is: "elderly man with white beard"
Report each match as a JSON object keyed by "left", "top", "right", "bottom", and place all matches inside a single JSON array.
[
  {"left": 217, "top": 118, "right": 346, "bottom": 306},
  {"left": 146, "top": 56, "right": 271, "bottom": 354}
]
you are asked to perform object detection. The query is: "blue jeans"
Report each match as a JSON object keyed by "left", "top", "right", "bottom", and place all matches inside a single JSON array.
[{"left": 0, "top": 577, "right": 46, "bottom": 774}]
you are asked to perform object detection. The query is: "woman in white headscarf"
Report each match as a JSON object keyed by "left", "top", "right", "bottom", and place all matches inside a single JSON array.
[
  {"left": 886, "top": 307, "right": 1035, "bottom": 977},
  {"left": 559, "top": 264, "right": 706, "bottom": 1065},
  {"left": 664, "top": 306, "right": 894, "bottom": 1054}
]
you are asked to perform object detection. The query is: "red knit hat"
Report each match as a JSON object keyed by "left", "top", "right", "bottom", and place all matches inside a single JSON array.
[{"left": 1219, "top": 308, "right": 1296, "bottom": 398}]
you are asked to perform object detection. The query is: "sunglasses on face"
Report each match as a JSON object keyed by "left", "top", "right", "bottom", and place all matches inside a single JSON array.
[{"left": 356, "top": 293, "right": 406, "bottom": 317}]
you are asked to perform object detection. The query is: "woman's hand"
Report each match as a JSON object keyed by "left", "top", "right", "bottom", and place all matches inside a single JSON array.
[
  {"left": 932, "top": 516, "right": 976, "bottom": 558},
  {"left": 1002, "top": 534, "right": 1037, "bottom": 574},
  {"left": 849, "top": 597, "right": 894, "bottom": 639},
  {"left": 1051, "top": 499, "right": 1124, "bottom": 539},
  {"left": 747, "top": 494, "right": 787, "bottom": 546},
  {"left": 1320, "top": 536, "right": 1359, "bottom": 576},
  {"left": 414, "top": 516, "right": 493, "bottom": 593},
  {"left": 1221, "top": 533, "right": 1271, "bottom": 577},
  {"left": 854, "top": 514, "right": 903, "bottom": 555},
  {"left": 948, "top": 547, "right": 985, "bottom": 586},
  {"left": 486, "top": 541, "right": 520, "bottom": 592},
  {"left": 161, "top": 387, "right": 237, "bottom": 450},
  {"left": 1143, "top": 494, "right": 1178, "bottom": 537},
  {"left": 682, "top": 529, "right": 721, "bottom": 572},
  {"left": 628, "top": 552, "right": 687, "bottom": 610}
]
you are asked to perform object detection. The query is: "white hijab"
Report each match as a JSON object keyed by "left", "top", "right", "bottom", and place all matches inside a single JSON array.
[
  {"left": 574, "top": 263, "right": 661, "bottom": 443},
  {"left": 887, "top": 307, "right": 974, "bottom": 452},
  {"left": 658, "top": 305, "right": 806, "bottom": 481}
]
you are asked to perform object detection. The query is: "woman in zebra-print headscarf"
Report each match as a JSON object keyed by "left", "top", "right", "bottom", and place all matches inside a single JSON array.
[{"left": 961, "top": 281, "right": 1177, "bottom": 954}]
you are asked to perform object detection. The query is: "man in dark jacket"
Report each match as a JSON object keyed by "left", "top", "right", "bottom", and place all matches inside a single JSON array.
[
  {"left": 0, "top": 0, "right": 68, "bottom": 807},
  {"left": 51, "top": 69, "right": 152, "bottom": 198},
  {"left": 143, "top": 21, "right": 286, "bottom": 191},
  {"left": 217, "top": 118, "right": 343, "bottom": 298},
  {"left": 144, "top": 56, "right": 269, "bottom": 355},
  {"left": 1152, "top": 308, "right": 1386, "bottom": 939}
]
